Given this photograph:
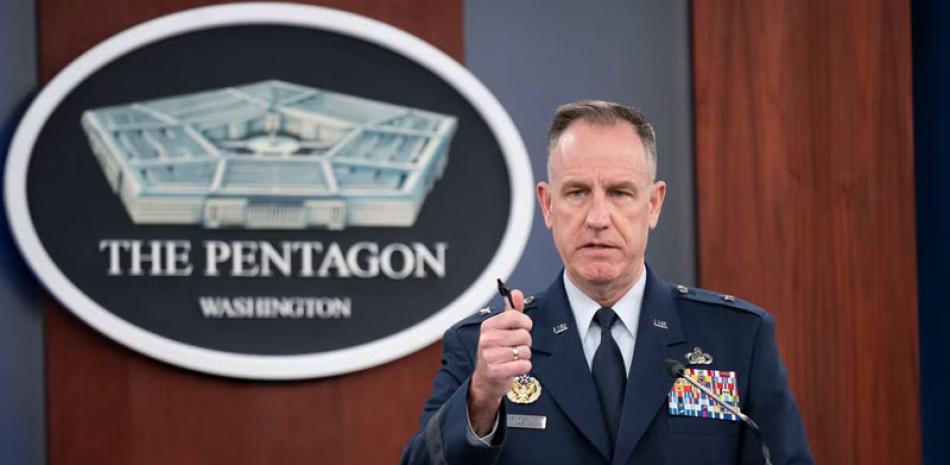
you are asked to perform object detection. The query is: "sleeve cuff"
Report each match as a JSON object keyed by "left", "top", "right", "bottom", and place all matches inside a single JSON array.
[{"left": 465, "top": 406, "right": 500, "bottom": 446}]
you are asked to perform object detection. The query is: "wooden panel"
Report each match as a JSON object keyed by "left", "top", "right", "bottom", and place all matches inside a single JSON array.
[
  {"left": 46, "top": 308, "right": 442, "bottom": 464},
  {"left": 692, "top": 1, "right": 919, "bottom": 464},
  {"left": 39, "top": 1, "right": 461, "bottom": 464},
  {"left": 38, "top": 0, "right": 463, "bottom": 82}
]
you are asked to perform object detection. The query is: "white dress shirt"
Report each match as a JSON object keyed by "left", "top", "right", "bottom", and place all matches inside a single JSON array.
[{"left": 563, "top": 267, "right": 646, "bottom": 376}]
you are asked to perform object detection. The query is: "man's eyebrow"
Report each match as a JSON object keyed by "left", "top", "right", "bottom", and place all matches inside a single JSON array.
[
  {"left": 606, "top": 180, "right": 639, "bottom": 190},
  {"left": 559, "top": 179, "right": 590, "bottom": 190}
]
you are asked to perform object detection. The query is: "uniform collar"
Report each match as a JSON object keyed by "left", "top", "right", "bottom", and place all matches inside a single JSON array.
[{"left": 564, "top": 266, "right": 646, "bottom": 337}]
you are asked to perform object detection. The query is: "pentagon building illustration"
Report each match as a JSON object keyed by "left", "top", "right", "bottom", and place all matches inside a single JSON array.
[{"left": 80, "top": 80, "right": 457, "bottom": 229}]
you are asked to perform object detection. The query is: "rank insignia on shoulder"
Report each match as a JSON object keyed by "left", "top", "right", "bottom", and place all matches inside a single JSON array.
[
  {"left": 507, "top": 374, "right": 542, "bottom": 404},
  {"left": 479, "top": 307, "right": 492, "bottom": 315},
  {"left": 685, "top": 346, "right": 713, "bottom": 365},
  {"left": 668, "top": 368, "right": 740, "bottom": 421}
]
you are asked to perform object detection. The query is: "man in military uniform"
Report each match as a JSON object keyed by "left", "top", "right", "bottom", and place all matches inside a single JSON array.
[{"left": 401, "top": 101, "right": 813, "bottom": 464}]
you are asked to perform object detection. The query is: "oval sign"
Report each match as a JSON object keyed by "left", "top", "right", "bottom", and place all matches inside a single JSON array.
[{"left": 5, "top": 3, "right": 533, "bottom": 379}]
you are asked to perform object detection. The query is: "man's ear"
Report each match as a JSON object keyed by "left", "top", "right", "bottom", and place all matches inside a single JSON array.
[
  {"left": 648, "top": 180, "right": 666, "bottom": 229},
  {"left": 537, "top": 182, "right": 554, "bottom": 229}
]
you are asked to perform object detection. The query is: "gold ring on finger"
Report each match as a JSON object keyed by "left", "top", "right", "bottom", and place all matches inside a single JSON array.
[{"left": 512, "top": 347, "right": 520, "bottom": 361}]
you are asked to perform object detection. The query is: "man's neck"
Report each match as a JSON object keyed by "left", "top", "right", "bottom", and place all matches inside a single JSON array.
[{"left": 565, "top": 265, "right": 645, "bottom": 308}]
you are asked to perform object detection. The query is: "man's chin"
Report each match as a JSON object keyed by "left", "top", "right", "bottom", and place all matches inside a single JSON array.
[{"left": 571, "top": 267, "right": 621, "bottom": 286}]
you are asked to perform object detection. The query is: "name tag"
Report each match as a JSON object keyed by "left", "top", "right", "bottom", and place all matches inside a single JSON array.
[{"left": 507, "top": 414, "right": 546, "bottom": 430}]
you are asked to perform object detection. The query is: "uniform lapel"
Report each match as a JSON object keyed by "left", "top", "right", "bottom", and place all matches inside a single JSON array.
[
  {"left": 613, "top": 268, "right": 686, "bottom": 465},
  {"left": 531, "top": 277, "right": 612, "bottom": 462}
]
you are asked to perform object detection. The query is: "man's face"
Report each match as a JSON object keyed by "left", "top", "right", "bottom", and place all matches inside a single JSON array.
[{"left": 537, "top": 120, "right": 666, "bottom": 293}]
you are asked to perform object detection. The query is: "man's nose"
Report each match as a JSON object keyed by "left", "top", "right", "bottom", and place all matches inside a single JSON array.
[{"left": 585, "top": 193, "right": 610, "bottom": 230}]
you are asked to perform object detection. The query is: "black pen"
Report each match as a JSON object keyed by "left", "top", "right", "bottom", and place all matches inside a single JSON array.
[
  {"left": 498, "top": 278, "right": 531, "bottom": 382},
  {"left": 497, "top": 278, "right": 516, "bottom": 308}
]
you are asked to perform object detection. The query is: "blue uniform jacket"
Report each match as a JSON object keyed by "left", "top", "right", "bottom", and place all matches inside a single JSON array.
[{"left": 400, "top": 268, "right": 814, "bottom": 465}]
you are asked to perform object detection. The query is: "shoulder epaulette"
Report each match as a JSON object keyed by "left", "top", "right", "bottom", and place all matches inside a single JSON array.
[
  {"left": 456, "top": 293, "right": 542, "bottom": 328},
  {"left": 523, "top": 294, "right": 540, "bottom": 312},
  {"left": 454, "top": 307, "right": 494, "bottom": 329},
  {"left": 671, "top": 284, "right": 766, "bottom": 317}
]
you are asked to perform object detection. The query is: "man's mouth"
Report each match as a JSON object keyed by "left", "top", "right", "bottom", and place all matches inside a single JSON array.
[{"left": 580, "top": 243, "right": 617, "bottom": 250}]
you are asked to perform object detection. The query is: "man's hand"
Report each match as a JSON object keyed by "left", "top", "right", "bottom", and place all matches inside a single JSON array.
[{"left": 467, "top": 289, "right": 532, "bottom": 436}]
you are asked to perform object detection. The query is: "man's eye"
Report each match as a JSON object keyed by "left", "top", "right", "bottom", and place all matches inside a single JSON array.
[
  {"left": 566, "top": 190, "right": 586, "bottom": 198},
  {"left": 610, "top": 190, "right": 634, "bottom": 198}
]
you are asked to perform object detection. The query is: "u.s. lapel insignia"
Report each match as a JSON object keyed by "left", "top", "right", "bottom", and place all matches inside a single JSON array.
[
  {"left": 685, "top": 346, "right": 713, "bottom": 365},
  {"left": 507, "top": 374, "right": 542, "bottom": 404},
  {"left": 553, "top": 323, "right": 568, "bottom": 334}
]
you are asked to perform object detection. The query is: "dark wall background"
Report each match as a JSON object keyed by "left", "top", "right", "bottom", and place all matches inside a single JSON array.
[
  {"left": 0, "top": 0, "right": 45, "bottom": 464},
  {"left": 912, "top": 2, "right": 950, "bottom": 464}
]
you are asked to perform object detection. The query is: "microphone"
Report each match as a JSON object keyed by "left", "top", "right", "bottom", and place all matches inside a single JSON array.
[{"left": 664, "top": 359, "right": 773, "bottom": 465}]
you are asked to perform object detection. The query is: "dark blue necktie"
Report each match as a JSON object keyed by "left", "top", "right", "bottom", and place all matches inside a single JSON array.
[{"left": 592, "top": 307, "right": 626, "bottom": 449}]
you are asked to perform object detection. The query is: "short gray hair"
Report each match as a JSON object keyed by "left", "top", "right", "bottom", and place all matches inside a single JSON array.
[{"left": 546, "top": 100, "right": 657, "bottom": 179}]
